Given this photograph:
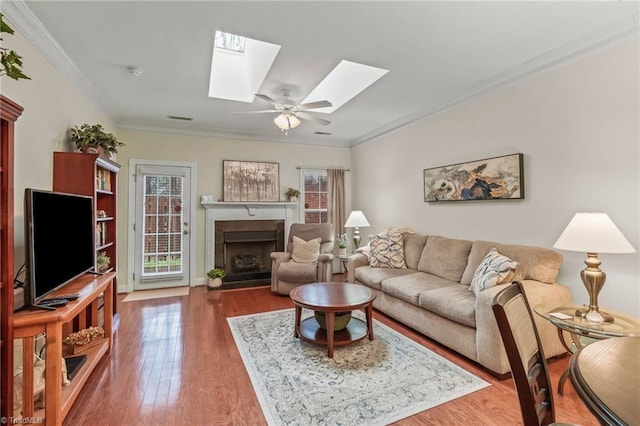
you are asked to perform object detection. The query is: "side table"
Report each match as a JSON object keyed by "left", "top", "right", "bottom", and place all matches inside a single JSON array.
[{"left": 535, "top": 305, "right": 640, "bottom": 395}]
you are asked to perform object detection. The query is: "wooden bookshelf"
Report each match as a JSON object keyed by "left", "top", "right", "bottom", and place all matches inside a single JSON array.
[
  {"left": 53, "top": 152, "right": 120, "bottom": 318},
  {"left": 0, "top": 95, "right": 23, "bottom": 419}
]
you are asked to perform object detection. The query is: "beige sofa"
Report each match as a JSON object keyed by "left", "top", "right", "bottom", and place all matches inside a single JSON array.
[{"left": 347, "top": 233, "right": 572, "bottom": 377}]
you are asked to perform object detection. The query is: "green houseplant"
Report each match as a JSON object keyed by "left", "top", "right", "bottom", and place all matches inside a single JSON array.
[
  {"left": 337, "top": 233, "right": 348, "bottom": 256},
  {"left": 96, "top": 251, "right": 110, "bottom": 272},
  {"left": 207, "top": 268, "right": 226, "bottom": 289},
  {"left": 0, "top": 14, "right": 30, "bottom": 81},
  {"left": 285, "top": 188, "right": 300, "bottom": 202},
  {"left": 69, "top": 124, "right": 125, "bottom": 157}
]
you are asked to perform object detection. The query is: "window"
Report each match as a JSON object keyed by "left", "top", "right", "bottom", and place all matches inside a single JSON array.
[{"left": 300, "top": 169, "right": 328, "bottom": 224}]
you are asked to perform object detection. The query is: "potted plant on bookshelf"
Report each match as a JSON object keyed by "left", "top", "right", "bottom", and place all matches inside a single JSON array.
[
  {"left": 69, "top": 124, "right": 125, "bottom": 158},
  {"left": 96, "top": 251, "right": 110, "bottom": 272},
  {"left": 285, "top": 188, "right": 300, "bottom": 202},
  {"left": 207, "top": 268, "right": 225, "bottom": 289}
]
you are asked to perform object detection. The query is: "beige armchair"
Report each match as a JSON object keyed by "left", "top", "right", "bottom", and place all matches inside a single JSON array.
[{"left": 270, "top": 223, "right": 334, "bottom": 295}]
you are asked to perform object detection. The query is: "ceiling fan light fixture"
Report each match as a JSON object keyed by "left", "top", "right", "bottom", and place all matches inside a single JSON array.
[{"left": 274, "top": 113, "right": 301, "bottom": 133}]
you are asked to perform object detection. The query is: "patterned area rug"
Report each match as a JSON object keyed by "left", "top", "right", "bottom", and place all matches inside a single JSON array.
[{"left": 227, "top": 309, "right": 489, "bottom": 425}]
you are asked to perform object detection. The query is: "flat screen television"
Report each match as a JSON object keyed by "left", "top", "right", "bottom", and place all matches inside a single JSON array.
[{"left": 24, "top": 188, "right": 95, "bottom": 307}]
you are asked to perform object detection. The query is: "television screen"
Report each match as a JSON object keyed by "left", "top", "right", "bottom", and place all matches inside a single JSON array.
[{"left": 24, "top": 189, "right": 95, "bottom": 305}]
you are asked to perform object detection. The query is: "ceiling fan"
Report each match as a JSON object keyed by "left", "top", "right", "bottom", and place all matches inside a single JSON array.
[{"left": 239, "top": 89, "right": 332, "bottom": 134}]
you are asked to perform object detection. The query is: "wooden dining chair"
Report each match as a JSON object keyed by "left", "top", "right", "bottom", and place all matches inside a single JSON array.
[{"left": 492, "top": 281, "right": 558, "bottom": 426}]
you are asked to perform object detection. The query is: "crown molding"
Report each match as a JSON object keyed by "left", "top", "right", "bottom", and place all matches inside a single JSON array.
[
  {"left": 1, "top": 1, "right": 119, "bottom": 121},
  {"left": 351, "top": 13, "right": 640, "bottom": 147}
]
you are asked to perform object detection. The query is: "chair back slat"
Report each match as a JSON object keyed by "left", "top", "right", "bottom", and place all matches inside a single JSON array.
[{"left": 492, "top": 281, "right": 556, "bottom": 426}]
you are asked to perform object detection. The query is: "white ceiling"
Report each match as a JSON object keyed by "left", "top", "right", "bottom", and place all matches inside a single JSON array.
[{"left": 7, "top": 1, "right": 639, "bottom": 148}]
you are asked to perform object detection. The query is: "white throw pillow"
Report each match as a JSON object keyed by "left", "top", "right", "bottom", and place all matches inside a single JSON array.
[
  {"left": 291, "top": 236, "right": 321, "bottom": 263},
  {"left": 470, "top": 248, "right": 518, "bottom": 295},
  {"left": 369, "top": 231, "right": 406, "bottom": 269}
]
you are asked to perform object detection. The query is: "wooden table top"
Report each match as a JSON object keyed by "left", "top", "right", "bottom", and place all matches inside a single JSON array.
[
  {"left": 569, "top": 336, "right": 640, "bottom": 425},
  {"left": 290, "top": 282, "right": 375, "bottom": 311}
]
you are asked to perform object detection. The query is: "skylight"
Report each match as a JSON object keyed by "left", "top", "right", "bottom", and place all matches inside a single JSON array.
[
  {"left": 302, "top": 60, "right": 389, "bottom": 113},
  {"left": 214, "top": 31, "right": 245, "bottom": 52},
  {"left": 208, "top": 31, "right": 280, "bottom": 103}
]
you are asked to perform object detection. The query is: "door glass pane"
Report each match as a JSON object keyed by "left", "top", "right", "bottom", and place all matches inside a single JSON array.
[{"left": 142, "top": 175, "right": 184, "bottom": 277}]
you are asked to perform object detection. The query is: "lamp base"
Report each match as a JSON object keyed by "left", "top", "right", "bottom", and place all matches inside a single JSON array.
[{"left": 575, "top": 307, "right": 614, "bottom": 324}]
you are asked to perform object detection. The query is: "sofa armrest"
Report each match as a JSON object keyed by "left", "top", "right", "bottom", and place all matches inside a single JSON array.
[
  {"left": 474, "top": 279, "right": 572, "bottom": 375},
  {"left": 347, "top": 253, "right": 369, "bottom": 283},
  {"left": 317, "top": 253, "right": 334, "bottom": 282}
]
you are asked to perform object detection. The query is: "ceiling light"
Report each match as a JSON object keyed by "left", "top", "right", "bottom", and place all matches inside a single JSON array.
[{"left": 274, "top": 113, "right": 301, "bottom": 135}]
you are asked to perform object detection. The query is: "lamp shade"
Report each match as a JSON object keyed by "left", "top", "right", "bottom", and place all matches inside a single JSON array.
[
  {"left": 273, "top": 113, "right": 301, "bottom": 130},
  {"left": 344, "top": 210, "right": 370, "bottom": 228},
  {"left": 553, "top": 213, "right": 636, "bottom": 254}
]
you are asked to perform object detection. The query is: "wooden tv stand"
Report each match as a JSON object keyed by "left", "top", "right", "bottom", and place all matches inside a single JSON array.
[{"left": 12, "top": 272, "right": 114, "bottom": 425}]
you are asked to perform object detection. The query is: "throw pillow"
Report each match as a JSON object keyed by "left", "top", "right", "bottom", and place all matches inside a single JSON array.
[
  {"left": 470, "top": 248, "right": 519, "bottom": 295},
  {"left": 369, "top": 231, "right": 406, "bottom": 269},
  {"left": 291, "top": 236, "right": 321, "bottom": 263}
]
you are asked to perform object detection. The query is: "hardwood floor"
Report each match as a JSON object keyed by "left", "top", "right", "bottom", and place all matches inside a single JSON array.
[{"left": 64, "top": 279, "right": 599, "bottom": 425}]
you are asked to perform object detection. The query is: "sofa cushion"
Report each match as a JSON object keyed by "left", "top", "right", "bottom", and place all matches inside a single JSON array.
[
  {"left": 291, "top": 236, "right": 320, "bottom": 263},
  {"left": 354, "top": 266, "right": 415, "bottom": 290},
  {"left": 403, "top": 233, "right": 429, "bottom": 270},
  {"left": 418, "top": 285, "right": 477, "bottom": 328},
  {"left": 417, "top": 236, "right": 473, "bottom": 281},
  {"left": 369, "top": 231, "right": 406, "bottom": 268},
  {"left": 469, "top": 248, "right": 518, "bottom": 295},
  {"left": 277, "top": 261, "right": 317, "bottom": 283},
  {"left": 381, "top": 272, "right": 454, "bottom": 306},
  {"left": 461, "top": 240, "right": 563, "bottom": 285}
]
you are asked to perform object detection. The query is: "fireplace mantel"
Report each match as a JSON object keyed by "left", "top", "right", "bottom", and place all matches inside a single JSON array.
[{"left": 202, "top": 200, "right": 296, "bottom": 278}]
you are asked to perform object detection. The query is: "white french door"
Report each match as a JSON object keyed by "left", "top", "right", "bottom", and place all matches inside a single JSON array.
[{"left": 132, "top": 163, "right": 193, "bottom": 290}]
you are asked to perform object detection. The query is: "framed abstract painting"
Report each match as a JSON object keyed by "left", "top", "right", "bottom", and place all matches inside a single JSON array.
[
  {"left": 223, "top": 160, "right": 280, "bottom": 202},
  {"left": 424, "top": 153, "right": 524, "bottom": 202}
]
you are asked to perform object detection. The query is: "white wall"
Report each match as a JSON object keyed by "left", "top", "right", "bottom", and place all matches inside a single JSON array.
[
  {"left": 116, "top": 129, "right": 351, "bottom": 289},
  {"left": 352, "top": 37, "right": 639, "bottom": 316},
  {"left": 1, "top": 23, "right": 117, "bottom": 270}
]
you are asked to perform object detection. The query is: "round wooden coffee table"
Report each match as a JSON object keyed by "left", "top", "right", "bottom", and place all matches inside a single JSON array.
[{"left": 290, "top": 282, "right": 376, "bottom": 358}]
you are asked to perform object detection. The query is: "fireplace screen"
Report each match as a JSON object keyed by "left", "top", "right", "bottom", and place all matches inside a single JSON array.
[{"left": 215, "top": 220, "right": 285, "bottom": 285}]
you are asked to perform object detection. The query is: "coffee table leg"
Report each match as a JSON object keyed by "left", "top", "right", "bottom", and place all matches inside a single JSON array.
[
  {"left": 294, "top": 306, "right": 302, "bottom": 338},
  {"left": 366, "top": 303, "right": 374, "bottom": 341},
  {"left": 327, "top": 312, "right": 335, "bottom": 358}
]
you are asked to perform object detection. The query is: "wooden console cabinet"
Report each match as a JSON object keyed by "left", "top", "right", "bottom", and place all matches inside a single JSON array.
[{"left": 12, "top": 272, "right": 114, "bottom": 425}]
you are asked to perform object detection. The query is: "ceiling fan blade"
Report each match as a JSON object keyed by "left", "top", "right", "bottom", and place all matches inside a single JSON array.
[
  {"left": 296, "top": 100, "right": 332, "bottom": 110},
  {"left": 296, "top": 111, "right": 331, "bottom": 126},
  {"left": 233, "top": 110, "right": 278, "bottom": 114},
  {"left": 254, "top": 94, "right": 279, "bottom": 106}
]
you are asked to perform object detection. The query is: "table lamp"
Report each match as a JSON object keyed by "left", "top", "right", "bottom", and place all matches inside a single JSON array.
[
  {"left": 553, "top": 212, "right": 636, "bottom": 324},
  {"left": 344, "top": 210, "right": 370, "bottom": 250}
]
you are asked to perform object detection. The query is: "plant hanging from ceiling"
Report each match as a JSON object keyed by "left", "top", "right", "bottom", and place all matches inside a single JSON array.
[{"left": 0, "top": 14, "right": 30, "bottom": 80}]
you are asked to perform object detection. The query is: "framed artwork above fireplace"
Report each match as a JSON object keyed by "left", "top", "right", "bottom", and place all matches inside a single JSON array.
[{"left": 223, "top": 160, "right": 280, "bottom": 202}]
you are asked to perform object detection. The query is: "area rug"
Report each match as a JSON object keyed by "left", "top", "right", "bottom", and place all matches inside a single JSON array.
[
  {"left": 122, "top": 286, "right": 190, "bottom": 302},
  {"left": 227, "top": 309, "right": 489, "bottom": 426}
]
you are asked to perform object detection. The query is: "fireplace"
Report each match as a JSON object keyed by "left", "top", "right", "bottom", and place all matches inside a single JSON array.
[
  {"left": 201, "top": 200, "right": 295, "bottom": 288},
  {"left": 215, "top": 220, "right": 285, "bottom": 286}
]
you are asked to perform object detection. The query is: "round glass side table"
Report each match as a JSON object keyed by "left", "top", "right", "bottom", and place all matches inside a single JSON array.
[{"left": 535, "top": 305, "right": 640, "bottom": 395}]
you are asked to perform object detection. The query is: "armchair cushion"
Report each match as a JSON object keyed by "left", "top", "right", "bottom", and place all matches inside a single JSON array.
[
  {"left": 277, "top": 261, "right": 318, "bottom": 283},
  {"left": 291, "top": 236, "right": 321, "bottom": 263}
]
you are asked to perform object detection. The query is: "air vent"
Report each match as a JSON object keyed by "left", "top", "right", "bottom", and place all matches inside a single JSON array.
[
  {"left": 314, "top": 131, "right": 332, "bottom": 136},
  {"left": 167, "top": 115, "right": 193, "bottom": 121}
]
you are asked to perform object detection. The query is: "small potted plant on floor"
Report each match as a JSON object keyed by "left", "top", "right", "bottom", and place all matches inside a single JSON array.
[
  {"left": 207, "top": 268, "right": 225, "bottom": 289},
  {"left": 69, "top": 123, "right": 125, "bottom": 158},
  {"left": 285, "top": 188, "right": 300, "bottom": 202}
]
